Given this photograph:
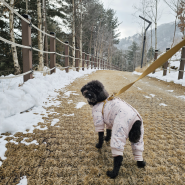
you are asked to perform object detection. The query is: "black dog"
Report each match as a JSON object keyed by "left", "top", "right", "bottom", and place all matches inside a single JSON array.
[{"left": 81, "top": 80, "right": 146, "bottom": 178}]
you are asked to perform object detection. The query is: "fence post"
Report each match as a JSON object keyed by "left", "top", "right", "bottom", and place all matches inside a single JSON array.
[
  {"left": 75, "top": 48, "right": 80, "bottom": 72},
  {"left": 163, "top": 48, "right": 170, "bottom": 76},
  {"left": 97, "top": 57, "right": 99, "bottom": 69},
  {"left": 152, "top": 50, "right": 158, "bottom": 74},
  {"left": 22, "top": 14, "right": 32, "bottom": 82},
  {"left": 87, "top": 53, "right": 89, "bottom": 69},
  {"left": 91, "top": 55, "right": 94, "bottom": 69},
  {"left": 82, "top": 52, "right": 85, "bottom": 71},
  {"left": 50, "top": 32, "right": 56, "bottom": 74},
  {"left": 94, "top": 56, "right": 96, "bottom": 69},
  {"left": 103, "top": 60, "right": 104, "bottom": 70},
  {"left": 64, "top": 41, "right": 69, "bottom": 73},
  {"left": 178, "top": 46, "right": 185, "bottom": 80}
]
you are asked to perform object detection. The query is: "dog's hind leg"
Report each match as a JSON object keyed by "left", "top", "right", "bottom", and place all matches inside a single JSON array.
[{"left": 105, "top": 129, "right": 111, "bottom": 141}]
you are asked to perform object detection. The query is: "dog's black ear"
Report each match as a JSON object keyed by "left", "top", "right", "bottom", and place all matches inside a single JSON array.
[
  {"left": 91, "top": 80, "right": 105, "bottom": 93},
  {"left": 97, "top": 89, "right": 109, "bottom": 102},
  {"left": 129, "top": 120, "right": 141, "bottom": 143},
  {"left": 81, "top": 84, "right": 87, "bottom": 94}
]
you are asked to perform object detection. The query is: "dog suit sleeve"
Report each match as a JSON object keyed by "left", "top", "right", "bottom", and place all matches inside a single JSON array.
[
  {"left": 92, "top": 105, "right": 105, "bottom": 133},
  {"left": 131, "top": 120, "right": 144, "bottom": 161}
]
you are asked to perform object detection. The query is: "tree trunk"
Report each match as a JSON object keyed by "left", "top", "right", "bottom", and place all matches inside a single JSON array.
[
  {"left": 155, "top": 0, "right": 157, "bottom": 51},
  {"left": 26, "top": 0, "right": 28, "bottom": 14},
  {"left": 37, "top": 0, "right": 44, "bottom": 71},
  {"left": 9, "top": 0, "right": 21, "bottom": 75},
  {"left": 42, "top": 0, "right": 48, "bottom": 67},
  {"left": 79, "top": 0, "right": 82, "bottom": 66},
  {"left": 72, "top": 0, "right": 75, "bottom": 66},
  {"left": 89, "top": 28, "right": 93, "bottom": 55}
]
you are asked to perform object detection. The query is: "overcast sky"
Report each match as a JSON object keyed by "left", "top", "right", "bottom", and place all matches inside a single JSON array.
[{"left": 101, "top": 0, "right": 176, "bottom": 39}]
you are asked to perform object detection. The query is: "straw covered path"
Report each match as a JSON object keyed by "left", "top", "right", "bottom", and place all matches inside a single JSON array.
[{"left": 0, "top": 70, "right": 185, "bottom": 185}]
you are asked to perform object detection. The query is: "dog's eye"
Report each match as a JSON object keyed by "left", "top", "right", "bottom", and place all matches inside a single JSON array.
[{"left": 88, "top": 94, "right": 91, "bottom": 96}]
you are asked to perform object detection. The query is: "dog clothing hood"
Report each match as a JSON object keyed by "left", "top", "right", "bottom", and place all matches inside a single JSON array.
[{"left": 92, "top": 98, "right": 144, "bottom": 161}]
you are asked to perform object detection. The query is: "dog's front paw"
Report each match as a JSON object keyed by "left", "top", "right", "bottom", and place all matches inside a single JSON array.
[
  {"left": 96, "top": 143, "right": 102, "bottom": 148},
  {"left": 106, "top": 170, "right": 118, "bottom": 179},
  {"left": 137, "top": 161, "right": 146, "bottom": 168}
]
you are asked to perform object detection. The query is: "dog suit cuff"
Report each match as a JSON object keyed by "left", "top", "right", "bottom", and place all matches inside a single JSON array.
[
  {"left": 112, "top": 149, "right": 123, "bottom": 157},
  {"left": 95, "top": 126, "right": 104, "bottom": 133},
  {"left": 133, "top": 150, "right": 143, "bottom": 161}
]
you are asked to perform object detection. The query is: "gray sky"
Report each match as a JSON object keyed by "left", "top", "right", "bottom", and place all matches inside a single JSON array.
[{"left": 101, "top": 0, "right": 176, "bottom": 39}]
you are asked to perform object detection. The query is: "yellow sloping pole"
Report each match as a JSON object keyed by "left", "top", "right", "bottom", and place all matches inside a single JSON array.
[{"left": 113, "top": 39, "right": 185, "bottom": 97}]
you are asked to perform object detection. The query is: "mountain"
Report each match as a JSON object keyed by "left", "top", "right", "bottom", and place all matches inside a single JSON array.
[{"left": 116, "top": 22, "right": 183, "bottom": 52}]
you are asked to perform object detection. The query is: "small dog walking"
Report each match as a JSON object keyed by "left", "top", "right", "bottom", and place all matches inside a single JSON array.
[{"left": 81, "top": 80, "right": 146, "bottom": 178}]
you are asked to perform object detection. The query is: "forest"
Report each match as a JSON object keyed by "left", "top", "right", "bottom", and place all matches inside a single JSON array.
[
  {"left": 0, "top": 0, "right": 123, "bottom": 75},
  {"left": 0, "top": 0, "right": 185, "bottom": 75}
]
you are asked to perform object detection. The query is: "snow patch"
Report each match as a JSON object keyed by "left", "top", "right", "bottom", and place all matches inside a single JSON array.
[
  {"left": 159, "top": 103, "right": 167, "bottom": 106},
  {"left": 143, "top": 95, "right": 151, "bottom": 99},
  {"left": 51, "top": 119, "right": 60, "bottom": 126},
  {"left": 75, "top": 102, "right": 87, "bottom": 109},
  {"left": 150, "top": 94, "right": 155, "bottom": 97},
  {"left": 16, "top": 176, "right": 27, "bottom": 185}
]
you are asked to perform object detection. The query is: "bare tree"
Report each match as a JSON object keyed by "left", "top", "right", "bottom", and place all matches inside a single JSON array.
[
  {"left": 42, "top": 0, "right": 48, "bottom": 67},
  {"left": 133, "top": 0, "right": 149, "bottom": 66},
  {"left": 145, "top": 0, "right": 162, "bottom": 51},
  {"left": 177, "top": 0, "right": 185, "bottom": 37},
  {"left": 37, "top": 0, "right": 44, "bottom": 71},
  {"left": 9, "top": 0, "right": 21, "bottom": 75},
  {"left": 72, "top": 0, "right": 75, "bottom": 66},
  {"left": 25, "top": 0, "right": 28, "bottom": 14},
  {"left": 80, "top": 0, "right": 82, "bottom": 66},
  {"left": 163, "top": 0, "right": 180, "bottom": 47}
]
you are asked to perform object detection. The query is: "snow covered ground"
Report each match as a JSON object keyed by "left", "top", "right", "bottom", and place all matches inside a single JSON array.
[
  {"left": 0, "top": 67, "right": 96, "bottom": 181},
  {"left": 133, "top": 50, "right": 185, "bottom": 87},
  {"left": 0, "top": 51, "right": 184, "bottom": 184}
]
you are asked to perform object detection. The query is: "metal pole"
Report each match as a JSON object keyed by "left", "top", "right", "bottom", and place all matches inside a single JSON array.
[
  {"left": 22, "top": 14, "right": 32, "bottom": 82},
  {"left": 139, "top": 15, "right": 152, "bottom": 68}
]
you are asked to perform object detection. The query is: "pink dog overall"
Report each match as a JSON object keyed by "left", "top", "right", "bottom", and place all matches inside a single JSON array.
[{"left": 92, "top": 98, "right": 144, "bottom": 161}]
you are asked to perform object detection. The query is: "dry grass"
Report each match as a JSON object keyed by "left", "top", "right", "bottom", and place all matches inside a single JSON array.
[{"left": 0, "top": 70, "right": 185, "bottom": 184}]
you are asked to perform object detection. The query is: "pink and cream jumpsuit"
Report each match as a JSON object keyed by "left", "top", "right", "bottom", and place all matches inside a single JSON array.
[{"left": 92, "top": 98, "right": 144, "bottom": 161}]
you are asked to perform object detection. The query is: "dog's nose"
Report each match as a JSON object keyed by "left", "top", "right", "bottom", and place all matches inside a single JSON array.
[{"left": 88, "top": 94, "right": 91, "bottom": 96}]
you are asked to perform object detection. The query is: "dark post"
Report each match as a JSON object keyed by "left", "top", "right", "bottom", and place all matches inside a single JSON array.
[
  {"left": 152, "top": 50, "right": 158, "bottom": 74},
  {"left": 163, "top": 48, "right": 170, "bottom": 76},
  {"left": 87, "top": 54, "right": 89, "bottom": 69},
  {"left": 94, "top": 57, "right": 97, "bottom": 69},
  {"left": 97, "top": 57, "right": 99, "bottom": 69},
  {"left": 50, "top": 32, "right": 56, "bottom": 74},
  {"left": 82, "top": 52, "right": 85, "bottom": 71},
  {"left": 22, "top": 14, "right": 32, "bottom": 82},
  {"left": 178, "top": 46, "right": 185, "bottom": 79},
  {"left": 91, "top": 55, "right": 93, "bottom": 69},
  {"left": 103, "top": 60, "right": 104, "bottom": 70},
  {"left": 75, "top": 49, "right": 79, "bottom": 72},
  {"left": 139, "top": 15, "right": 152, "bottom": 68},
  {"left": 65, "top": 41, "right": 69, "bottom": 73}
]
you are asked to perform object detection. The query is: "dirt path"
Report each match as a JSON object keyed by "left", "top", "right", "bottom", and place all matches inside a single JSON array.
[{"left": 0, "top": 70, "right": 185, "bottom": 185}]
